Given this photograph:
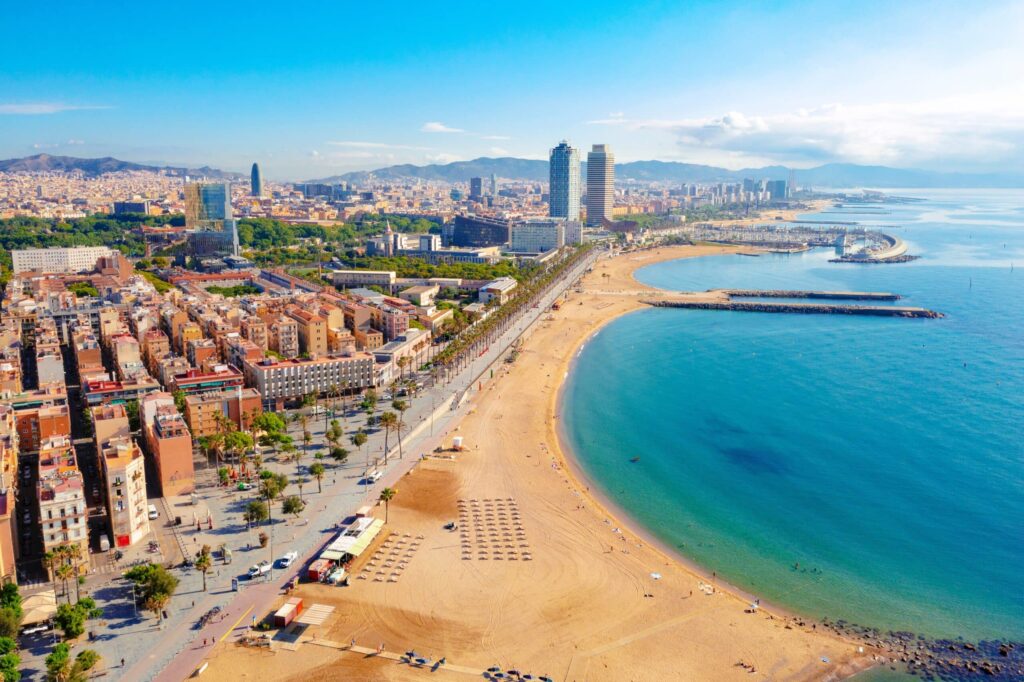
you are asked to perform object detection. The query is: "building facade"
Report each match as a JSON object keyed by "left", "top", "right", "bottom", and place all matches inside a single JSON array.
[
  {"left": 36, "top": 436, "right": 88, "bottom": 560},
  {"left": 140, "top": 393, "right": 195, "bottom": 497},
  {"left": 184, "top": 388, "right": 262, "bottom": 438},
  {"left": 510, "top": 218, "right": 566, "bottom": 253},
  {"left": 12, "top": 246, "right": 117, "bottom": 274},
  {"left": 451, "top": 215, "right": 511, "bottom": 248},
  {"left": 549, "top": 141, "right": 581, "bottom": 221},
  {"left": 185, "top": 182, "right": 239, "bottom": 258},
  {"left": 243, "top": 354, "right": 376, "bottom": 407},
  {"left": 251, "top": 162, "right": 264, "bottom": 197},
  {"left": 100, "top": 436, "right": 149, "bottom": 548},
  {"left": 586, "top": 144, "right": 615, "bottom": 227}
]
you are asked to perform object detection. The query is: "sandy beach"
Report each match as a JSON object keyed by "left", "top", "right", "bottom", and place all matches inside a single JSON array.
[{"left": 202, "top": 244, "right": 877, "bottom": 681}]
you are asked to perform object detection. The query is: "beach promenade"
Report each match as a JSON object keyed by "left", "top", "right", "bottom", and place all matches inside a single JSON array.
[{"left": 198, "top": 245, "right": 879, "bottom": 681}]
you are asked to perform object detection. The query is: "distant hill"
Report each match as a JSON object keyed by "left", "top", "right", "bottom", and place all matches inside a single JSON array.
[
  {"left": 0, "top": 154, "right": 241, "bottom": 179},
  {"left": 315, "top": 157, "right": 1024, "bottom": 188}
]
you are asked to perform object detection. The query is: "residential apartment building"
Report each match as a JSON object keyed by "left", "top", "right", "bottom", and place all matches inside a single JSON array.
[
  {"left": 184, "top": 388, "right": 262, "bottom": 438},
  {"left": 267, "top": 316, "right": 299, "bottom": 358},
  {"left": 240, "top": 316, "right": 268, "bottom": 350},
  {"left": 140, "top": 393, "right": 195, "bottom": 497},
  {"left": 99, "top": 436, "right": 149, "bottom": 548},
  {"left": 13, "top": 390, "right": 71, "bottom": 453},
  {"left": 0, "top": 406, "right": 19, "bottom": 584},
  {"left": 243, "top": 354, "right": 375, "bottom": 408},
  {"left": 286, "top": 307, "right": 328, "bottom": 356},
  {"left": 169, "top": 365, "right": 244, "bottom": 396},
  {"left": 37, "top": 436, "right": 88, "bottom": 560},
  {"left": 81, "top": 374, "right": 160, "bottom": 407}
]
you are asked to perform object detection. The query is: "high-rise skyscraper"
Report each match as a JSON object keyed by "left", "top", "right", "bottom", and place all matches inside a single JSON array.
[
  {"left": 586, "top": 144, "right": 614, "bottom": 227},
  {"left": 489, "top": 173, "right": 498, "bottom": 196},
  {"left": 185, "top": 182, "right": 238, "bottom": 258},
  {"left": 549, "top": 141, "right": 581, "bottom": 221},
  {"left": 251, "top": 162, "right": 263, "bottom": 197},
  {"left": 469, "top": 177, "right": 484, "bottom": 200}
]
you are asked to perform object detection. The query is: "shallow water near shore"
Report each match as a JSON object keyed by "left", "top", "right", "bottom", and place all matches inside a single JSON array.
[{"left": 562, "top": 189, "right": 1024, "bottom": 640}]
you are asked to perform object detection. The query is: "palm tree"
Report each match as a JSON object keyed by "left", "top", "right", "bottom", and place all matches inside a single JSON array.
[
  {"left": 309, "top": 462, "right": 326, "bottom": 493},
  {"left": 55, "top": 562, "right": 75, "bottom": 604},
  {"left": 195, "top": 550, "right": 212, "bottom": 592},
  {"left": 391, "top": 399, "right": 408, "bottom": 459},
  {"left": 397, "top": 356, "right": 411, "bottom": 380},
  {"left": 145, "top": 593, "right": 170, "bottom": 624},
  {"left": 379, "top": 411, "right": 397, "bottom": 463},
  {"left": 43, "top": 551, "right": 59, "bottom": 597},
  {"left": 64, "top": 543, "right": 84, "bottom": 601},
  {"left": 379, "top": 487, "right": 397, "bottom": 523}
]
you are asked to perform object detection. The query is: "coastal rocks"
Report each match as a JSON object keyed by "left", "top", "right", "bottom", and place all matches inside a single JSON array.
[{"left": 815, "top": 617, "right": 1022, "bottom": 681}]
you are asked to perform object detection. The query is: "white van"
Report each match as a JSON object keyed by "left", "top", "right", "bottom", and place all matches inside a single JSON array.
[
  {"left": 365, "top": 470, "right": 382, "bottom": 484},
  {"left": 148, "top": 504, "right": 159, "bottom": 520},
  {"left": 99, "top": 535, "right": 111, "bottom": 552}
]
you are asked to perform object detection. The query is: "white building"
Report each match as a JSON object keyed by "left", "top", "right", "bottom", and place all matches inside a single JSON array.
[
  {"left": 510, "top": 219, "right": 566, "bottom": 253},
  {"left": 242, "top": 353, "right": 376, "bottom": 406},
  {"left": 12, "top": 246, "right": 117, "bottom": 274},
  {"left": 100, "top": 437, "right": 150, "bottom": 548},
  {"left": 478, "top": 277, "right": 518, "bottom": 305}
]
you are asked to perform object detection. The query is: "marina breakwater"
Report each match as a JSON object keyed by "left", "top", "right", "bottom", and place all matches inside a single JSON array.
[{"left": 645, "top": 289, "right": 942, "bottom": 318}]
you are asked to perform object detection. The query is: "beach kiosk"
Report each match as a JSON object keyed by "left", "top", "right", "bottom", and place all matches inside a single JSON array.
[
  {"left": 273, "top": 597, "right": 304, "bottom": 627},
  {"left": 320, "top": 516, "right": 385, "bottom": 566},
  {"left": 307, "top": 559, "right": 334, "bottom": 582}
]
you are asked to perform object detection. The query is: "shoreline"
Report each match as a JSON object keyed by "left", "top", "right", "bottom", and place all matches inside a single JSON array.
[
  {"left": 548, "top": 246, "right": 836, "bottom": 628},
  {"left": 202, "top": 244, "right": 880, "bottom": 682}
]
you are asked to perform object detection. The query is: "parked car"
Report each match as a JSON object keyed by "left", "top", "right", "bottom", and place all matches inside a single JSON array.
[
  {"left": 236, "top": 482, "right": 253, "bottom": 491},
  {"left": 148, "top": 504, "right": 159, "bottom": 520},
  {"left": 21, "top": 622, "right": 50, "bottom": 636},
  {"left": 248, "top": 561, "right": 271, "bottom": 578},
  {"left": 278, "top": 551, "right": 298, "bottom": 568}
]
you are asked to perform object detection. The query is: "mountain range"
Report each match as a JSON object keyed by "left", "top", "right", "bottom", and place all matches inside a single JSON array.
[
  {"left": 316, "top": 158, "right": 1024, "bottom": 188},
  {"left": 1, "top": 153, "right": 1020, "bottom": 188},
  {"left": 0, "top": 154, "right": 241, "bottom": 179}
]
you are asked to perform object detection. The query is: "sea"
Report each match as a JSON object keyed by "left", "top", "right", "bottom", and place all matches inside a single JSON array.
[{"left": 562, "top": 189, "right": 1024, "bottom": 647}]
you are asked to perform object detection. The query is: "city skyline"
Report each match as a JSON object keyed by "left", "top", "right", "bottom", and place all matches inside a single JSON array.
[{"left": 2, "top": 1, "right": 1022, "bottom": 178}]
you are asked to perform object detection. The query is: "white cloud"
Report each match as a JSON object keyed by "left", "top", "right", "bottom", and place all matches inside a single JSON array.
[
  {"left": 0, "top": 103, "right": 109, "bottom": 115},
  {"left": 421, "top": 121, "right": 464, "bottom": 133},
  {"left": 327, "top": 140, "right": 432, "bottom": 150},
  {"left": 589, "top": 90, "right": 1024, "bottom": 169},
  {"left": 66, "top": 139, "right": 85, "bottom": 145},
  {"left": 309, "top": 150, "right": 320, "bottom": 158},
  {"left": 425, "top": 153, "right": 461, "bottom": 164},
  {"left": 488, "top": 147, "right": 509, "bottom": 156},
  {"left": 480, "top": 134, "right": 511, "bottom": 141}
]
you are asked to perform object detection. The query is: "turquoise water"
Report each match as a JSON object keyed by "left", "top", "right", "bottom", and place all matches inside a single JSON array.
[{"left": 563, "top": 189, "right": 1024, "bottom": 640}]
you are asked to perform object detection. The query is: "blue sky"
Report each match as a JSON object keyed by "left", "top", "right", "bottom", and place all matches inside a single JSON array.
[{"left": 2, "top": 1, "right": 1022, "bottom": 179}]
